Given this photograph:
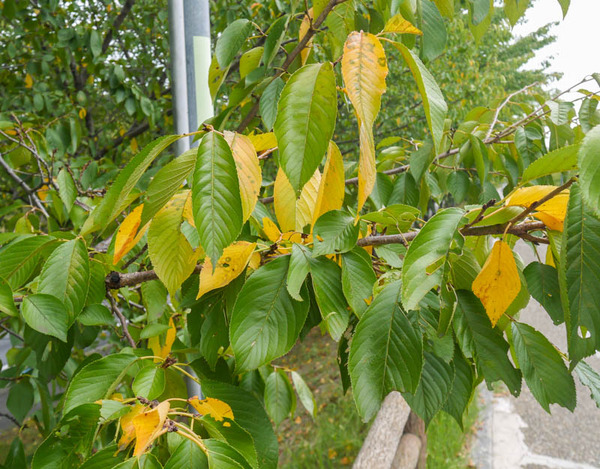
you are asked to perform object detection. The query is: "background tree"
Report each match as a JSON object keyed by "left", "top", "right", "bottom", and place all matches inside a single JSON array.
[{"left": 1, "top": 0, "right": 600, "bottom": 468}]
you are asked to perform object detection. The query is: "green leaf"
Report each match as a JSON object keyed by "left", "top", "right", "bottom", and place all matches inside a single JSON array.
[
  {"left": 90, "top": 29, "right": 101, "bottom": 57},
  {"left": 7, "top": 379, "right": 34, "bottom": 422},
  {"left": 38, "top": 238, "right": 89, "bottom": 321},
  {"left": 264, "top": 369, "right": 295, "bottom": 427},
  {"left": 504, "top": 0, "right": 529, "bottom": 26},
  {"left": 205, "top": 439, "right": 252, "bottom": 469},
  {"left": 574, "top": 360, "right": 600, "bottom": 408},
  {"left": 230, "top": 256, "right": 309, "bottom": 372},
  {"left": 361, "top": 204, "right": 420, "bottom": 232},
  {"left": 240, "top": 47, "right": 264, "bottom": 79},
  {"left": 262, "top": 15, "right": 288, "bottom": 67},
  {"left": 341, "top": 248, "right": 376, "bottom": 318},
  {"left": 521, "top": 144, "right": 579, "bottom": 183},
  {"left": 578, "top": 125, "right": 600, "bottom": 215},
  {"left": 141, "top": 149, "right": 196, "bottom": 226},
  {"left": 403, "top": 351, "right": 454, "bottom": 426},
  {"left": 523, "top": 262, "right": 563, "bottom": 325},
  {"left": 140, "top": 323, "right": 171, "bottom": 339},
  {"left": 561, "top": 183, "right": 600, "bottom": 362},
  {"left": 201, "top": 416, "right": 258, "bottom": 469},
  {"left": 132, "top": 366, "right": 166, "bottom": 400},
  {"left": 260, "top": 77, "right": 285, "bottom": 130},
  {"left": 79, "top": 445, "right": 126, "bottom": 469},
  {"left": 312, "top": 210, "right": 359, "bottom": 257},
  {"left": 309, "top": 256, "right": 349, "bottom": 341},
  {"left": 443, "top": 351, "right": 475, "bottom": 429},
  {"left": 557, "top": 0, "right": 570, "bottom": 17},
  {"left": 402, "top": 207, "right": 464, "bottom": 310},
  {"left": 0, "top": 277, "right": 17, "bottom": 316},
  {"left": 511, "top": 322, "right": 576, "bottom": 411},
  {"left": 287, "top": 243, "right": 311, "bottom": 301},
  {"left": 456, "top": 290, "right": 522, "bottom": 396},
  {"left": 192, "top": 132, "right": 243, "bottom": 265},
  {"left": 215, "top": 19, "right": 254, "bottom": 68},
  {"left": 471, "top": 0, "right": 490, "bottom": 25},
  {"left": 138, "top": 454, "right": 163, "bottom": 469},
  {"left": 349, "top": 281, "right": 423, "bottom": 421},
  {"left": 201, "top": 380, "right": 278, "bottom": 469},
  {"left": 0, "top": 236, "right": 57, "bottom": 289},
  {"left": 291, "top": 371, "right": 316, "bottom": 417},
  {"left": 165, "top": 440, "right": 208, "bottom": 469},
  {"left": 421, "top": 0, "right": 447, "bottom": 61},
  {"left": 22, "top": 294, "right": 69, "bottom": 342},
  {"left": 148, "top": 192, "right": 199, "bottom": 295},
  {"left": 78, "top": 304, "right": 114, "bottom": 326},
  {"left": 392, "top": 41, "right": 447, "bottom": 152},
  {"left": 201, "top": 301, "right": 229, "bottom": 370},
  {"left": 57, "top": 168, "right": 76, "bottom": 213},
  {"left": 274, "top": 63, "right": 337, "bottom": 193},
  {"left": 63, "top": 352, "right": 138, "bottom": 414},
  {"left": 82, "top": 135, "right": 180, "bottom": 235}
]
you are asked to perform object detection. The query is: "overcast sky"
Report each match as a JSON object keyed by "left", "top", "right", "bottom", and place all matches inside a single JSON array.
[{"left": 512, "top": 0, "right": 600, "bottom": 93}]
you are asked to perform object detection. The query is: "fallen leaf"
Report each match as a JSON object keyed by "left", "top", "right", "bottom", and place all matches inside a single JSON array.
[
  {"left": 188, "top": 396, "right": 234, "bottom": 421},
  {"left": 132, "top": 401, "right": 170, "bottom": 456},
  {"left": 472, "top": 240, "right": 521, "bottom": 326},
  {"left": 197, "top": 241, "right": 257, "bottom": 299}
]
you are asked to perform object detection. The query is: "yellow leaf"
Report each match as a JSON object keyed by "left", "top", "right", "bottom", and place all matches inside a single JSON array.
[
  {"left": 248, "top": 132, "right": 277, "bottom": 153},
  {"left": 197, "top": 241, "right": 257, "bottom": 299},
  {"left": 342, "top": 32, "right": 388, "bottom": 212},
  {"left": 25, "top": 73, "right": 33, "bottom": 88},
  {"left": 224, "top": 131, "right": 262, "bottom": 221},
  {"left": 113, "top": 205, "right": 149, "bottom": 264},
  {"left": 132, "top": 401, "right": 170, "bottom": 456},
  {"left": 130, "top": 138, "right": 139, "bottom": 153},
  {"left": 148, "top": 317, "right": 176, "bottom": 361},
  {"left": 118, "top": 404, "right": 145, "bottom": 451},
  {"left": 381, "top": 14, "right": 423, "bottom": 35},
  {"left": 188, "top": 396, "right": 234, "bottom": 421},
  {"left": 505, "top": 185, "right": 569, "bottom": 231},
  {"left": 37, "top": 184, "right": 49, "bottom": 201},
  {"left": 262, "top": 217, "right": 282, "bottom": 242},
  {"left": 183, "top": 191, "right": 195, "bottom": 227},
  {"left": 299, "top": 9, "right": 314, "bottom": 65},
  {"left": 248, "top": 252, "right": 261, "bottom": 270},
  {"left": 78, "top": 108, "right": 87, "bottom": 119},
  {"left": 313, "top": 141, "right": 345, "bottom": 225},
  {"left": 274, "top": 168, "right": 320, "bottom": 232},
  {"left": 472, "top": 240, "right": 521, "bottom": 327}
]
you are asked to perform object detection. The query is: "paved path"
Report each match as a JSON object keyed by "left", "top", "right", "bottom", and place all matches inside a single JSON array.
[{"left": 472, "top": 243, "right": 600, "bottom": 469}]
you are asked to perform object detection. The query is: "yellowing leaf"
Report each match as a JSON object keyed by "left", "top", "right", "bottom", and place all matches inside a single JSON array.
[
  {"left": 118, "top": 404, "right": 145, "bottom": 450},
  {"left": 197, "top": 241, "right": 257, "bottom": 299},
  {"left": 313, "top": 141, "right": 346, "bottom": 225},
  {"left": 342, "top": 32, "right": 388, "bottom": 212},
  {"left": 78, "top": 108, "right": 87, "bottom": 119},
  {"left": 546, "top": 245, "right": 556, "bottom": 267},
  {"left": 132, "top": 401, "right": 170, "bottom": 456},
  {"left": 188, "top": 396, "right": 234, "bottom": 421},
  {"left": 299, "top": 9, "right": 314, "bottom": 65},
  {"left": 183, "top": 192, "right": 195, "bottom": 227},
  {"left": 224, "top": 131, "right": 262, "bottom": 221},
  {"left": 248, "top": 252, "right": 261, "bottom": 270},
  {"left": 505, "top": 185, "right": 569, "bottom": 231},
  {"left": 130, "top": 137, "right": 139, "bottom": 153},
  {"left": 25, "top": 73, "right": 33, "bottom": 88},
  {"left": 148, "top": 317, "right": 176, "bottom": 361},
  {"left": 37, "top": 184, "right": 50, "bottom": 201},
  {"left": 262, "top": 217, "right": 282, "bottom": 242},
  {"left": 113, "top": 205, "right": 149, "bottom": 264},
  {"left": 472, "top": 240, "right": 521, "bottom": 327},
  {"left": 248, "top": 132, "right": 277, "bottom": 153},
  {"left": 274, "top": 167, "right": 320, "bottom": 232},
  {"left": 381, "top": 14, "right": 423, "bottom": 35}
]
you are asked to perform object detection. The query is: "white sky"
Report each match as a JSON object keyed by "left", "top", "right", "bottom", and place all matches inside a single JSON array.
[{"left": 512, "top": 0, "right": 600, "bottom": 93}]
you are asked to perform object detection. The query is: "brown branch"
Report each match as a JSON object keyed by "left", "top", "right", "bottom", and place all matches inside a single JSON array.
[
  {"left": 0, "top": 154, "right": 49, "bottom": 217},
  {"left": 102, "top": 0, "right": 136, "bottom": 54},
  {"left": 105, "top": 264, "right": 203, "bottom": 290},
  {"left": 357, "top": 221, "right": 548, "bottom": 247},
  {"left": 106, "top": 292, "right": 137, "bottom": 348},
  {"left": 236, "top": 0, "right": 347, "bottom": 133}
]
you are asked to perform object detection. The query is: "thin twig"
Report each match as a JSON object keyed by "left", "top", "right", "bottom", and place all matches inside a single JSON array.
[
  {"left": 0, "top": 154, "right": 49, "bottom": 217},
  {"left": 106, "top": 292, "right": 137, "bottom": 348},
  {"left": 485, "top": 82, "right": 539, "bottom": 141},
  {"left": 0, "top": 324, "right": 24, "bottom": 342},
  {"left": 0, "top": 412, "right": 21, "bottom": 427}
]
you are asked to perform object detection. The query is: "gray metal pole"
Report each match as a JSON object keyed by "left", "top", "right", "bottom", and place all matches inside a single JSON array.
[
  {"left": 168, "top": 0, "right": 213, "bottom": 155},
  {"left": 168, "top": 0, "right": 213, "bottom": 397}
]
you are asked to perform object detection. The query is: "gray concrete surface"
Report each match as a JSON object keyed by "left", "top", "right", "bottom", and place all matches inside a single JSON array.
[{"left": 473, "top": 242, "right": 600, "bottom": 469}]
